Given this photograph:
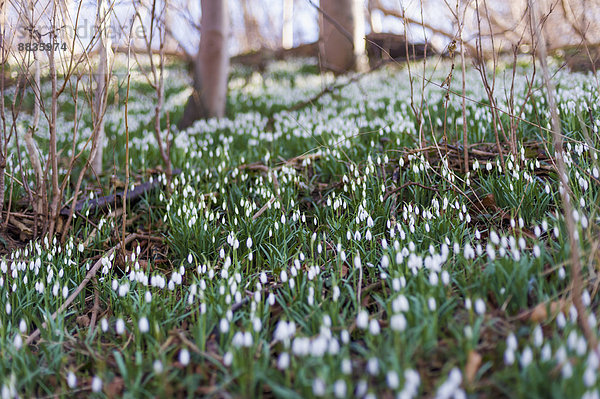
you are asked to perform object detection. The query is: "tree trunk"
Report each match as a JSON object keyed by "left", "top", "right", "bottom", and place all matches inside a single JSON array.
[
  {"left": 282, "top": 0, "right": 293, "bottom": 49},
  {"left": 319, "top": 0, "right": 367, "bottom": 73},
  {"left": 179, "top": 0, "right": 229, "bottom": 129}
]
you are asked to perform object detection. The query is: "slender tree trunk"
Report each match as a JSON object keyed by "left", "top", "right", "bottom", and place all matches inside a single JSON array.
[
  {"left": 282, "top": 0, "right": 294, "bottom": 49},
  {"left": 91, "top": 0, "right": 112, "bottom": 175},
  {"left": 319, "top": 0, "right": 367, "bottom": 73},
  {"left": 179, "top": 0, "right": 229, "bottom": 129}
]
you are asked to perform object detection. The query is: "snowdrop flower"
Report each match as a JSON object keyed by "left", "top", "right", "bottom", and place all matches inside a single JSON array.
[
  {"left": 277, "top": 352, "right": 290, "bottom": 370},
  {"left": 584, "top": 367, "right": 597, "bottom": 387},
  {"left": 116, "top": 318, "right": 125, "bottom": 335},
  {"left": 101, "top": 318, "right": 108, "bottom": 332},
  {"left": 369, "top": 319, "right": 380, "bottom": 335},
  {"left": 532, "top": 325, "right": 543, "bottom": 347},
  {"left": 223, "top": 351, "right": 233, "bottom": 366},
  {"left": 387, "top": 371, "right": 399, "bottom": 389},
  {"left": 367, "top": 357, "right": 379, "bottom": 375},
  {"left": 341, "top": 358, "right": 352, "bottom": 374},
  {"left": 504, "top": 348, "right": 515, "bottom": 365},
  {"left": 428, "top": 297, "right": 437, "bottom": 311},
  {"left": 153, "top": 360, "right": 163, "bottom": 374},
  {"left": 19, "top": 319, "right": 26, "bottom": 333},
  {"left": 138, "top": 317, "right": 149, "bottom": 333},
  {"left": 474, "top": 299, "right": 486, "bottom": 315},
  {"left": 333, "top": 380, "right": 346, "bottom": 398},
  {"left": 312, "top": 378, "right": 326, "bottom": 396},
  {"left": 357, "top": 310, "right": 369, "bottom": 329},
  {"left": 13, "top": 334, "right": 22, "bottom": 350},
  {"left": 67, "top": 371, "right": 77, "bottom": 388},
  {"left": 220, "top": 318, "right": 229, "bottom": 333},
  {"left": 520, "top": 346, "right": 533, "bottom": 368},
  {"left": 390, "top": 314, "right": 407, "bottom": 332},
  {"left": 91, "top": 376, "right": 102, "bottom": 393},
  {"left": 179, "top": 349, "right": 190, "bottom": 366},
  {"left": 354, "top": 252, "right": 362, "bottom": 269}
]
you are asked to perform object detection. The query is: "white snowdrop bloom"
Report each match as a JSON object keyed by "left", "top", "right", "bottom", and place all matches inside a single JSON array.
[
  {"left": 340, "top": 330, "right": 350, "bottom": 344},
  {"left": 474, "top": 299, "right": 486, "bottom": 315},
  {"left": 13, "top": 334, "right": 22, "bottom": 350},
  {"left": 367, "top": 357, "right": 379, "bottom": 375},
  {"left": 463, "top": 243, "right": 475, "bottom": 259},
  {"left": 280, "top": 270, "right": 288, "bottom": 282},
  {"left": 19, "top": 319, "right": 26, "bottom": 333},
  {"left": 390, "top": 314, "right": 407, "bottom": 332},
  {"left": 582, "top": 290, "right": 591, "bottom": 307},
  {"left": 223, "top": 351, "right": 233, "bottom": 367},
  {"left": 252, "top": 317, "right": 262, "bottom": 332},
  {"left": 333, "top": 380, "right": 346, "bottom": 398},
  {"left": 152, "top": 360, "right": 163, "bottom": 374},
  {"left": 354, "top": 253, "right": 362, "bottom": 269},
  {"left": 138, "top": 317, "right": 149, "bottom": 333},
  {"left": 429, "top": 272, "right": 439, "bottom": 286},
  {"left": 332, "top": 285, "right": 340, "bottom": 301},
  {"left": 387, "top": 371, "right": 399, "bottom": 389},
  {"left": 277, "top": 352, "right": 290, "bottom": 370},
  {"left": 532, "top": 325, "right": 543, "bottom": 347},
  {"left": 91, "top": 376, "right": 103, "bottom": 393},
  {"left": 441, "top": 270, "right": 450, "bottom": 286},
  {"left": 179, "top": 349, "right": 190, "bottom": 366},
  {"left": 465, "top": 298, "right": 472, "bottom": 310},
  {"left": 357, "top": 310, "right": 369, "bottom": 329},
  {"left": 381, "top": 254, "right": 389, "bottom": 268},
  {"left": 490, "top": 231, "right": 500, "bottom": 245},
  {"left": 312, "top": 378, "right": 326, "bottom": 396},
  {"left": 369, "top": 319, "right": 380, "bottom": 335},
  {"left": 101, "top": 318, "right": 108, "bottom": 332},
  {"left": 506, "top": 333, "right": 518, "bottom": 350},
  {"left": 428, "top": 297, "right": 437, "bottom": 311},
  {"left": 78, "top": 243, "right": 84, "bottom": 253},
  {"left": 341, "top": 357, "right": 352, "bottom": 374},
  {"left": 504, "top": 348, "right": 515, "bottom": 365},
  {"left": 562, "top": 362, "right": 573, "bottom": 379},
  {"left": 220, "top": 318, "right": 229, "bottom": 333},
  {"left": 116, "top": 318, "right": 125, "bottom": 335},
  {"left": 356, "top": 380, "right": 368, "bottom": 397},
  {"left": 520, "top": 346, "right": 533, "bottom": 368},
  {"left": 584, "top": 367, "right": 597, "bottom": 387},
  {"left": 260, "top": 272, "right": 267, "bottom": 284},
  {"left": 541, "top": 343, "right": 552, "bottom": 361},
  {"left": 67, "top": 371, "right": 77, "bottom": 388}
]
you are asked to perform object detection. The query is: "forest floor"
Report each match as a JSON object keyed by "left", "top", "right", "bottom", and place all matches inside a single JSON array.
[{"left": 1, "top": 55, "right": 600, "bottom": 398}]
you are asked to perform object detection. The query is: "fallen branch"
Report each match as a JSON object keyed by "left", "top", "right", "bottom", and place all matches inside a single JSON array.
[{"left": 59, "top": 168, "right": 181, "bottom": 217}]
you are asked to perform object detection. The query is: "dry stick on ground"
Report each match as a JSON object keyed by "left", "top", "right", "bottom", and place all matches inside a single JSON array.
[
  {"left": 529, "top": 0, "right": 599, "bottom": 355},
  {"left": 25, "top": 233, "right": 144, "bottom": 345},
  {"left": 88, "top": 278, "right": 100, "bottom": 333}
]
